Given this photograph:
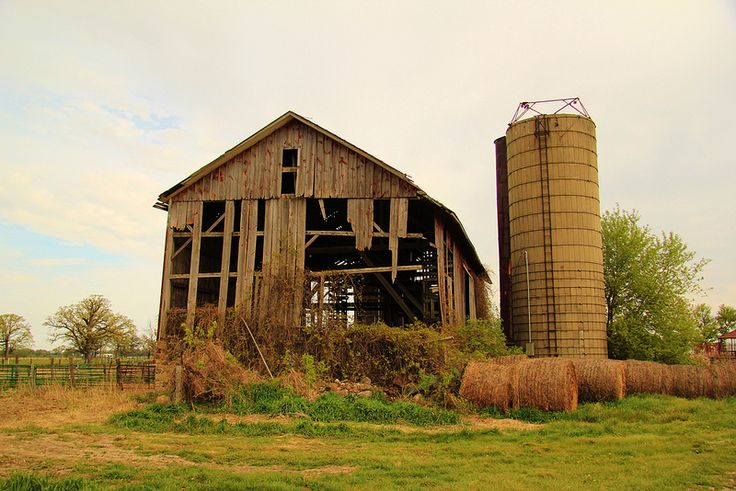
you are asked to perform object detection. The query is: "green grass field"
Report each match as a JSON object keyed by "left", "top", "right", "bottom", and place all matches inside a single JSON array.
[{"left": 0, "top": 386, "right": 734, "bottom": 490}]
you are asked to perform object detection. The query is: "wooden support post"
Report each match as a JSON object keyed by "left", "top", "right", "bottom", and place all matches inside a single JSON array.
[
  {"left": 358, "top": 252, "right": 417, "bottom": 322},
  {"left": 159, "top": 216, "right": 175, "bottom": 339},
  {"left": 186, "top": 202, "right": 203, "bottom": 329},
  {"left": 317, "top": 275, "right": 325, "bottom": 328},
  {"left": 218, "top": 200, "right": 235, "bottom": 324}
]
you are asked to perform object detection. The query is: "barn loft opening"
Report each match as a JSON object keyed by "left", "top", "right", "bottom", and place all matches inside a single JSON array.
[{"left": 281, "top": 148, "right": 298, "bottom": 195}]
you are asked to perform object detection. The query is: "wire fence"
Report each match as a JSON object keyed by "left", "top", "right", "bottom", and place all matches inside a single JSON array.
[{"left": 0, "top": 362, "right": 155, "bottom": 388}]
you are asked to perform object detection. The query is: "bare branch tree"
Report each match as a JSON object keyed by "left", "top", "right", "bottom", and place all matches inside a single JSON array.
[
  {"left": 0, "top": 314, "right": 34, "bottom": 361},
  {"left": 44, "top": 295, "right": 135, "bottom": 364}
]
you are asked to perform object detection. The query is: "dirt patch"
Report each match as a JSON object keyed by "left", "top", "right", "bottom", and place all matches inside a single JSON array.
[
  {"left": 0, "top": 385, "right": 146, "bottom": 429},
  {"left": 0, "top": 431, "right": 192, "bottom": 478},
  {"left": 460, "top": 415, "right": 540, "bottom": 432},
  {"left": 0, "top": 431, "right": 356, "bottom": 478}
]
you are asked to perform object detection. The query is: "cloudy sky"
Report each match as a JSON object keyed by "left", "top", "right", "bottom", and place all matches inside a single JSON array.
[{"left": 1, "top": 1, "right": 734, "bottom": 349}]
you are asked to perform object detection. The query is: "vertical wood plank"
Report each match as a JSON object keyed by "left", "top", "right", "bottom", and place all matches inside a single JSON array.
[
  {"left": 454, "top": 244, "right": 464, "bottom": 323},
  {"left": 217, "top": 201, "right": 234, "bottom": 321},
  {"left": 244, "top": 201, "right": 259, "bottom": 317},
  {"left": 348, "top": 151, "right": 357, "bottom": 197},
  {"left": 434, "top": 214, "right": 448, "bottom": 326},
  {"left": 364, "top": 159, "right": 373, "bottom": 198},
  {"left": 294, "top": 199, "right": 306, "bottom": 326},
  {"left": 356, "top": 157, "right": 366, "bottom": 198},
  {"left": 389, "top": 197, "right": 399, "bottom": 282},
  {"left": 186, "top": 201, "right": 203, "bottom": 328},
  {"left": 158, "top": 214, "right": 175, "bottom": 338},
  {"left": 396, "top": 198, "right": 408, "bottom": 238},
  {"left": 303, "top": 128, "right": 315, "bottom": 197},
  {"left": 468, "top": 271, "right": 477, "bottom": 320},
  {"left": 315, "top": 133, "right": 325, "bottom": 197}
]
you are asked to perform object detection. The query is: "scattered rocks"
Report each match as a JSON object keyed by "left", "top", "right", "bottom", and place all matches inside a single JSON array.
[{"left": 325, "top": 379, "right": 380, "bottom": 398}]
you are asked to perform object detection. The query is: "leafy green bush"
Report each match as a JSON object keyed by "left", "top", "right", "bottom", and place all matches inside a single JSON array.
[{"left": 455, "top": 318, "right": 520, "bottom": 358}]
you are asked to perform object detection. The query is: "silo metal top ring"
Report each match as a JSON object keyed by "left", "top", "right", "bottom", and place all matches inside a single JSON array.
[{"left": 509, "top": 98, "right": 590, "bottom": 125}]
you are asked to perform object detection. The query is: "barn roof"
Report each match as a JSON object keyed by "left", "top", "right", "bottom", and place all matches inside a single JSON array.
[
  {"left": 156, "top": 111, "right": 488, "bottom": 280},
  {"left": 720, "top": 328, "right": 736, "bottom": 340}
]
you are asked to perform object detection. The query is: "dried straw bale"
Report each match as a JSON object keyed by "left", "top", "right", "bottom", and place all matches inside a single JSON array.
[
  {"left": 571, "top": 359, "right": 625, "bottom": 402},
  {"left": 710, "top": 361, "right": 736, "bottom": 398},
  {"left": 510, "top": 359, "right": 578, "bottom": 412},
  {"left": 623, "top": 360, "right": 674, "bottom": 395},
  {"left": 459, "top": 361, "right": 512, "bottom": 411},
  {"left": 670, "top": 365, "right": 714, "bottom": 399},
  {"left": 488, "top": 355, "right": 529, "bottom": 366}
]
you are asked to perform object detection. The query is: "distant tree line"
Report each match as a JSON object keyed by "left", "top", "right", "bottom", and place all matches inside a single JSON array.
[{"left": 1, "top": 295, "right": 157, "bottom": 363}]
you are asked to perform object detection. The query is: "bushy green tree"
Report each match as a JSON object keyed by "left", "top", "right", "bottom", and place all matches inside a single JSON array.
[
  {"left": 0, "top": 313, "right": 34, "bottom": 361},
  {"left": 716, "top": 305, "right": 736, "bottom": 337},
  {"left": 694, "top": 304, "right": 720, "bottom": 343},
  {"left": 45, "top": 295, "right": 135, "bottom": 364},
  {"left": 602, "top": 207, "right": 708, "bottom": 363}
]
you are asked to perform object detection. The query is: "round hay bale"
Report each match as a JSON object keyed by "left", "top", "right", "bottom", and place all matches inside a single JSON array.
[
  {"left": 489, "top": 355, "right": 529, "bottom": 365},
  {"left": 710, "top": 361, "right": 736, "bottom": 398},
  {"left": 459, "top": 361, "right": 512, "bottom": 411},
  {"left": 670, "top": 365, "right": 714, "bottom": 399},
  {"left": 571, "top": 359, "right": 625, "bottom": 403},
  {"left": 510, "top": 358, "right": 578, "bottom": 412},
  {"left": 623, "top": 360, "right": 674, "bottom": 395}
]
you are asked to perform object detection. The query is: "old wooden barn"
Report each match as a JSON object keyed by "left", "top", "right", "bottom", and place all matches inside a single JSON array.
[{"left": 155, "top": 111, "right": 488, "bottom": 337}]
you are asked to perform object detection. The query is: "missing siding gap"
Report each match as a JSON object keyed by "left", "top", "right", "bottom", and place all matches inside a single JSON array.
[{"left": 281, "top": 171, "right": 296, "bottom": 195}]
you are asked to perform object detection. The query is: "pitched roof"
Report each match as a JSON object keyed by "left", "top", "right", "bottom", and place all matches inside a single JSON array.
[
  {"left": 720, "top": 328, "right": 736, "bottom": 340},
  {"left": 156, "top": 111, "right": 488, "bottom": 280},
  {"left": 158, "top": 111, "right": 415, "bottom": 203}
]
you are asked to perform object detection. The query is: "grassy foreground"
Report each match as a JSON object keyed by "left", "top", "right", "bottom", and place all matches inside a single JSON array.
[{"left": 0, "top": 385, "right": 735, "bottom": 490}]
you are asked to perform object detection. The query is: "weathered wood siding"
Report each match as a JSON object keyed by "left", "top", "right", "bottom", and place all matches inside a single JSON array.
[
  {"left": 171, "top": 122, "right": 417, "bottom": 201},
  {"left": 434, "top": 213, "right": 478, "bottom": 327}
]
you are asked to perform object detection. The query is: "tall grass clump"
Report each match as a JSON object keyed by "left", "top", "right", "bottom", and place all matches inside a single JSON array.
[
  {"left": 226, "top": 382, "right": 459, "bottom": 426},
  {"left": 0, "top": 473, "right": 94, "bottom": 491}
]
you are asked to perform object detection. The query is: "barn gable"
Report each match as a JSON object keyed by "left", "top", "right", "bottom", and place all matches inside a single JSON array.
[
  {"left": 156, "top": 111, "right": 489, "bottom": 338},
  {"left": 158, "top": 112, "right": 417, "bottom": 203}
]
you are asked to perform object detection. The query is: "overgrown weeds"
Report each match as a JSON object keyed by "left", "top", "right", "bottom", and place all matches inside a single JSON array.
[
  {"left": 110, "top": 382, "right": 459, "bottom": 434},
  {"left": 224, "top": 382, "right": 460, "bottom": 426},
  {"left": 0, "top": 473, "right": 94, "bottom": 491}
]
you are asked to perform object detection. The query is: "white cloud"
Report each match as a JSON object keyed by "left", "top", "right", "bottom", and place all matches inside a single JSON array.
[{"left": 0, "top": 0, "right": 733, "bottom": 339}]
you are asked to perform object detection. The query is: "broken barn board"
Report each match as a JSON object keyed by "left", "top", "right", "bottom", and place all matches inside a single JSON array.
[
  {"left": 347, "top": 199, "right": 374, "bottom": 251},
  {"left": 389, "top": 198, "right": 409, "bottom": 282}
]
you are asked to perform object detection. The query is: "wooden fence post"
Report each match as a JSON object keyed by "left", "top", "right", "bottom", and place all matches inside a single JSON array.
[
  {"left": 116, "top": 359, "right": 123, "bottom": 390},
  {"left": 30, "top": 366, "right": 36, "bottom": 389},
  {"left": 69, "top": 358, "right": 76, "bottom": 388},
  {"left": 174, "top": 365, "right": 183, "bottom": 403}
]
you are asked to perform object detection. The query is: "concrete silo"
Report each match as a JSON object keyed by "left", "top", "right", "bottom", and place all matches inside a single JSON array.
[{"left": 495, "top": 99, "right": 608, "bottom": 358}]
